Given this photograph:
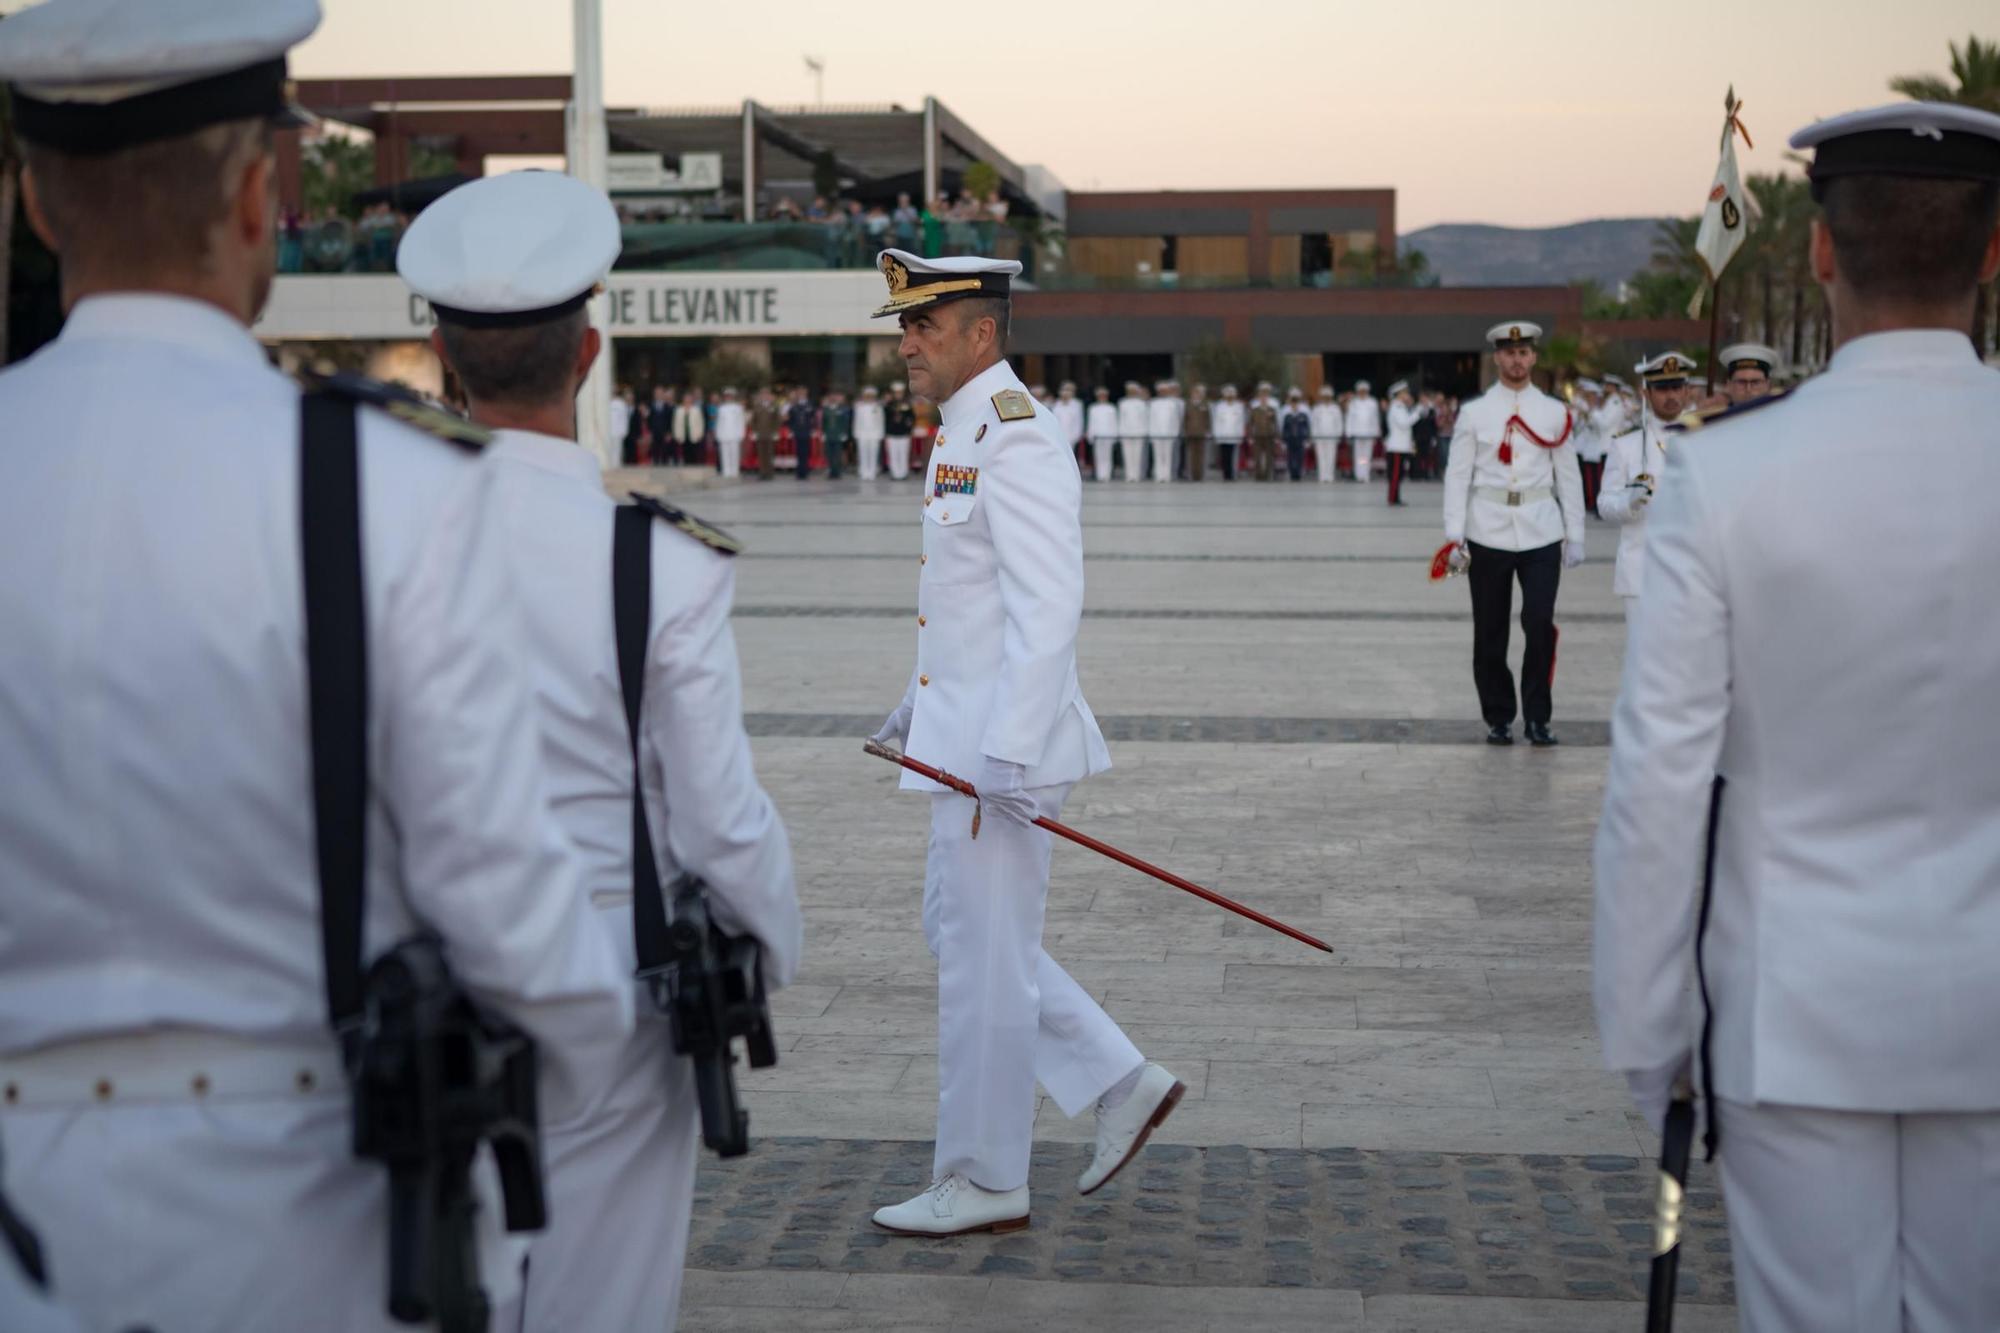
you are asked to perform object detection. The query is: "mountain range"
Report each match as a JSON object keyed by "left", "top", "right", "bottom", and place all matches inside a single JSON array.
[{"left": 1399, "top": 218, "right": 1670, "bottom": 289}]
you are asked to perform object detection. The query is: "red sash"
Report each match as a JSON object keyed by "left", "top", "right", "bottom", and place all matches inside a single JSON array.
[{"left": 1497, "top": 408, "right": 1573, "bottom": 465}]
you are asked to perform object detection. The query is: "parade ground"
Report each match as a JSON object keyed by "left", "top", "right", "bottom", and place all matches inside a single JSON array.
[{"left": 655, "top": 472, "right": 1738, "bottom": 1332}]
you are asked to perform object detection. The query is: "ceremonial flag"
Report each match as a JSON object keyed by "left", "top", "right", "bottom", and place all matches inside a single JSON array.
[{"left": 1688, "top": 89, "right": 1754, "bottom": 318}]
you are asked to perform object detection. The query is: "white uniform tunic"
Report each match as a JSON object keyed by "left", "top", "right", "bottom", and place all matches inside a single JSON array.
[
  {"left": 1596, "top": 415, "right": 1670, "bottom": 600},
  {"left": 853, "top": 399, "right": 886, "bottom": 480},
  {"left": 1385, "top": 400, "right": 1422, "bottom": 455},
  {"left": 480, "top": 432, "right": 802, "bottom": 1333},
  {"left": 1085, "top": 400, "right": 1120, "bottom": 482},
  {"left": 713, "top": 400, "right": 747, "bottom": 477},
  {"left": 1594, "top": 331, "right": 2000, "bottom": 1332},
  {"left": 1442, "top": 382, "right": 1586, "bottom": 552},
  {"left": 1210, "top": 398, "right": 1247, "bottom": 460},
  {"left": 1116, "top": 393, "right": 1150, "bottom": 481},
  {"left": 1308, "top": 401, "right": 1342, "bottom": 482},
  {"left": 1146, "top": 393, "right": 1183, "bottom": 484},
  {"left": 897, "top": 360, "right": 1130, "bottom": 1191},
  {"left": 1343, "top": 394, "right": 1383, "bottom": 481},
  {"left": 1053, "top": 395, "right": 1085, "bottom": 456},
  {"left": 0, "top": 296, "right": 632, "bottom": 1333}
]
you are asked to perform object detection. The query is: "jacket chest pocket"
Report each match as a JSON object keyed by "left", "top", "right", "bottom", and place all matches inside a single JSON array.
[{"left": 924, "top": 491, "right": 979, "bottom": 527}]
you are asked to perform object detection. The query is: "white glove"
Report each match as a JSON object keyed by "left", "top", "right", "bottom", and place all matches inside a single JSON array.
[
  {"left": 1446, "top": 541, "right": 1470, "bottom": 573},
  {"left": 1563, "top": 541, "right": 1585, "bottom": 570},
  {"left": 870, "top": 699, "right": 913, "bottom": 749},
  {"left": 1625, "top": 1054, "right": 1694, "bottom": 1137},
  {"left": 974, "top": 755, "right": 1036, "bottom": 830},
  {"left": 1628, "top": 483, "right": 1653, "bottom": 513}
]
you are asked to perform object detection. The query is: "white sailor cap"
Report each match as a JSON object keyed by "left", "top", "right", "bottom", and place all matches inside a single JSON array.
[
  {"left": 1574, "top": 378, "right": 1601, "bottom": 392},
  {"left": 398, "top": 171, "right": 621, "bottom": 328},
  {"left": 1486, "top": 321, "right": 1543, "bottom": 348},
  {"left": 1604, "top": 374, "right": 1630, "bottom": 388},
  {"left": 873, "top": 248, "right": 1021, "bottom": 318},
  {"left": 1317, "top": 385, "right": 1336, "bottom": 397},
  {"left": 1154, "top": 380, "right": 1172, "bottom": 392},
  {"left": 0, "top": 0, "right": 320, "bottom": 153},
  {"left": 1718, "top": 343, "right": 1780, "bottom": 374},
  {"left": 1058, "top": 381, "right": 1077, "bottom": 393},
  {"left": 1355, "top": 379, "right": 1372, "bottom": 392},
  {"left": 1387, "top": 380, "right": 1411, "bottom": 397},
  {"left": 860, "top": 385, "right": 879, "bottom": 398},
  {"left": 1791, "top": 102, "right": 2000, "bottom": 197},
  {"left": 1635, "top": 352, "right": 1696, "bottom": 385}
]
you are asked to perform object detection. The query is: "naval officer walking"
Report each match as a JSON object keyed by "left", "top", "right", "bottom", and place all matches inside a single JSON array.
[
  {"left": 866, "top": 249, "right": 1183, "bottom": 1236},
  {"left": 398, "top": 170, "right": 803, "bottom": 1333},
  {"left": 0, "top": 3, "right": 633, "bottom": 1328},
  {"left": 1441, "top": 321, "right": 1586, "bottom": 746},
  {"left": 1597, "top": 352, "right": 1695, "bottom": 626},
  {"left": 1595, "top": 102, "right": 2000, "bottom": 1333}
]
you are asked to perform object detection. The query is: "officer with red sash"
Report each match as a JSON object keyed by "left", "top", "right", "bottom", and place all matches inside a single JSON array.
[{"left": 1441, "top": 320, "right": 1587, "bottom": 746}]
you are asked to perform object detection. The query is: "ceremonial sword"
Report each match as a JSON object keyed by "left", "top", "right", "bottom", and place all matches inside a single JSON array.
[
  {"left": 862, "top": 740, "right": 1332, "bottom": 954},
  {"left": 1646, "top": 1079, "right": 1698, "bottom": 1333}
]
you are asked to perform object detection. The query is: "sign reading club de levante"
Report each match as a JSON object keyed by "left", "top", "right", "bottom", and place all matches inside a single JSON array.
[{"left": 255, "top": 270, "right": 887, "bottom": 342}]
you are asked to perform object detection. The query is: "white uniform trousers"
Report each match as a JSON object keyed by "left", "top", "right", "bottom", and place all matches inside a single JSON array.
[
  {"left": 1, "top": 1093, "right": 519, "bottom": 1333},
  {"left": 922, "top": 784, "right": 1142, "bottom": 1191},
  {"left": 886, "top": 436, "right": 913, "bottom": 480},
  {"left": 1149, "top": 438, "right": 1177, "bottom": 483},
  {"left": 1121, "top": 438, "right": 1148, "bottom": 482},
  {"left": 1090, "top": 438, "right": 1115, "bottom": 482},
  {"left": 514, "top": 1084, "right": 698, "bottom": 1333},
  {"left": 856, "top": 437, "right": 882, "bottom": 480},
  {"left": 1351, "top": 437, "right": 1378, "bottom": 483},
  {"left": 1716, "top": 1096, "right": 2000, "bottom": 1333},
  {"left": 718, "top": 436, "right": 743, "bottom": 478},
  {"left": 1314, "top": 437, "right": 1339, "bottom": 483}
]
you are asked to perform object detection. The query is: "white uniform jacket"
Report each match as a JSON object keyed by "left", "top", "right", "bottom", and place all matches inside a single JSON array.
[
  {"left": 899, "top": 361, "right": 1111, "bottom": 792},
  {"left": 1084, "top": 401, "right": 1119, "bottom": 445},
  {"left": 609, "top": 397, "right": 631, "bottom": 446},
  {"left": 1588, "top": 398, "right": 1629, "bottom": 459},
  {"left": 713, "top": 401, "right": 747, "bottom": 444},
  {"left": 1343, "top": 395, "right": 1383, "bottom": 440},
  {"left": 853, "top": 400, "right": 886, "bottom": 444},
  {"left": 1146, "top": 395, "right": 1183, "bottom": 441},
  {"left": 1210, "top": 399, "right": 1247, "bottom": 444},
  {"left": 1386, "top": 401, "right": 1424, "bottom": 454},
  {"left": 1308, "top": 403, "right": 1342, "bottom": 444},
  {"left": 1053, "top": 397, "right": 1085, "bottom": 446},
  {"left": 0, "top": 296, "right": 631, "bottom": 1329},
  {"left": 1116, "top": 395, "right": 1149, "bottom": 440},
  {"left": 1442, "top": 382, "right": 1586, "bottom": 551},
  {"left": 1594, "top": 330, "right": 2000, "bottom": 1112},
  {"left": 1596, "top": 415, "right": 1670, "bottom": 598}
]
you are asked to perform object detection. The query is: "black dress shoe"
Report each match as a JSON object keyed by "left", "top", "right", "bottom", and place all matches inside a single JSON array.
[
  {"left": 1525, "top": 721, "right": 1559, "bottom": 747},
  {"left": 1485, "top": 725, "right": 1513, "bottom": 746}
]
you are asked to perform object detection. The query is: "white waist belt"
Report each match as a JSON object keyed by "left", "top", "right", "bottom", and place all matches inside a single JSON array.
[
  {"left": 0, "top": 1028, "right": 346, "bottom": 1110},
  {"left": 1475, "top": 485, "right": 1553, "bottom": 507}
]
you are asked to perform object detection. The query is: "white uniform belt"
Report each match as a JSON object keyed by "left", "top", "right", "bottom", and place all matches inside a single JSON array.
[
  {"left": 1475, "top": 485, "right": 1553, "bottom": 507},
  {"left": 0, "top": 1029, "right": 346, "bottom": 1110}
]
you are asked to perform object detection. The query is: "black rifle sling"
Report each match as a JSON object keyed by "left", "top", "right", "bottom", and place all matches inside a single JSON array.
[
  {"left": 1694, "top": 775, "right": 1727, "bottom": 1161},
  {"left": 612, "top": 505, "right": 672, "bottom": 971},
  {"left": 299, "top": 391, "right": 369, "bottom": 1050}
]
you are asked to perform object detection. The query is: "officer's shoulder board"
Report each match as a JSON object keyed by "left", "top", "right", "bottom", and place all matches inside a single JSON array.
[
  {"left": 991, "top": 388, "right": 1036, "bottom": 421},
  {"left": 627, "top": 492, "right": 743, "bottom": 557},
  {"left": 1669, "top": 388, "right": 1793, "bottom": 435},
  {"left": 299, "top": 367, "right": 489, "bottom": 451}
]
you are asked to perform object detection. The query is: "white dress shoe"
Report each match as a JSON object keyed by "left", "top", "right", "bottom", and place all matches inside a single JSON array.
[
  {"left": 1078, "top": 1062, "right": 1186, "bottom": 1195},
  {"left": 871, "top": 1173, "right": 1030, "bottom": 1237}
]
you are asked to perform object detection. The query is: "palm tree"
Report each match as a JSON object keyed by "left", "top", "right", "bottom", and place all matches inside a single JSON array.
[{"left": 1891, "top": 35, "right": 2000, "bottom": 352}]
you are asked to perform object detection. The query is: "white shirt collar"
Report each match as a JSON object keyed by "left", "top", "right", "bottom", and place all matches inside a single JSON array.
[
  {"left": 488, "top": 428, "right": 604, "bottom": 485},
  {"left": 939, "top": 359, "right": 1020, "bottom": 431},
  {"left": 61, "top": 293, "right": 268, "bottom": 370},
  {"left": 1828, "top": 329, "right": 1981, "bottom": 374}
]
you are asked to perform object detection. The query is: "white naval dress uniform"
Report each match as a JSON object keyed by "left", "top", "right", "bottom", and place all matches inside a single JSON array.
[
  {"left": 1210, "top": 398, "right": 1247, "bottom": 477},
  {"left": 898, "top": 360, "right": 1131, "bottom": 1191},
  {"left": 1344, "top": 394, "right": 1383, "bottom": 482},
  {"left": 714, "top": 400, "right": 747, "bottom": 477},
  {"left": 1146, "top": 393, "right": 1184, "bottom": 483},
  {"left": 1385, "top": 400, "right": 1422, "bottom": 457},
  {"left": 1116, "top": 392, "right": 1150, "bottom": 482},
  {"left": 1594, "top": 331, "right": 2000, "bottom": 1333},
  {"left": 480, "top": 432, "right": 803, "bottom": 1333},
  {"left": 1596, "top": 414, "right": 1670, "bottom": 610},
  {"left": 1085, "top": 399, "right": 1120, "bottom": 482},
  {"left": 1054, "top": 395, "right": 1086, "bottom": 465},
  {"left": 1309, "top": 400, "right": 1342, "bottom": 482},
  {"left": 0, "top": 296, "right": 633, "bottom": 1333},
  {"left": 854, "top": 398, "right": 887, "bottom": 480}
]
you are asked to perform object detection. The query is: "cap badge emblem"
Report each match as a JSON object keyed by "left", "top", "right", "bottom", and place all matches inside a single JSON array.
[{"left": 883, "top": 256, "right": 909, "bottom": 295}]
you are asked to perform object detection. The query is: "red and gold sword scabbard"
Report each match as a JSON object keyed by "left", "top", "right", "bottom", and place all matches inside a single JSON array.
[{"left": 863, "top": 740, "right": 1333, "bottom": 954}]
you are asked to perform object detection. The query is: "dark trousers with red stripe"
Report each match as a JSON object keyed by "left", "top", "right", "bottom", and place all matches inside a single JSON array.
[
  {"left": 1386, "top": 454, "right": 1406, "bottom": 504},
  {"left": 1580, "top": 458, "right": 1605, "bottom": 515},
  {"left": 1467, "top": 539, "right": 1562, "bottom": 727}
]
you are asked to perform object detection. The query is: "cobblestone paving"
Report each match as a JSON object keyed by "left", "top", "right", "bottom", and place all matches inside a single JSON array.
[{"left": 688, "top": 1137, "right": 1731, "bottom": 1307}]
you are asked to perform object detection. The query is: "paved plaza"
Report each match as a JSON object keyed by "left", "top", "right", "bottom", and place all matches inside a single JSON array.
[{"left": 647, "top": 470, "right": 1735, "bottom": 1332}]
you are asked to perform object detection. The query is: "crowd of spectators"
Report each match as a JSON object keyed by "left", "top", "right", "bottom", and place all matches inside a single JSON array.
[
  {"left": 612, "top": 187, "right": 1014, "bottom": 267},
  {"left": 276, "top": 201, "right": 410, "bottom": 274}
]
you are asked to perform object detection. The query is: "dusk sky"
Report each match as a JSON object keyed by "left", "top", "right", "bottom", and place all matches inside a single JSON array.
[{"left": 268, "top": 1, "right": 2000, "bottom": 230}]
